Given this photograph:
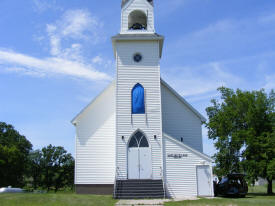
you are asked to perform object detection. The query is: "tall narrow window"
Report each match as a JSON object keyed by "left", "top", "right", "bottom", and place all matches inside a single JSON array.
[{"left": 132, "top": 83, "right": 145, "bottom": 114}]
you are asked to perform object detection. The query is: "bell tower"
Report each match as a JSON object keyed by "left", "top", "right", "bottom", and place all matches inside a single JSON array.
[
  {"left": 121, "top": 0, "right": 155, "bottom": 34},
  {"left": 112, "top": 0, "right": 164, "bottom": 180}
]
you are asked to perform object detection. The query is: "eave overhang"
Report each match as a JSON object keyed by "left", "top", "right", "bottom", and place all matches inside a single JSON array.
[{"left": 111, "top": 33, "right": 164, "bottom": 59}]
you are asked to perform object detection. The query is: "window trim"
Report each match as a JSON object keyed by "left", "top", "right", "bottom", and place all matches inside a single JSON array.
[{"left": 131, "top": 83, "right": 145, "bottom": 114}]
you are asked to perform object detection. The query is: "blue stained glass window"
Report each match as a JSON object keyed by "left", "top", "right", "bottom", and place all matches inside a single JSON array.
[{"left": 132, "top": 83, "right": 145, "bottom": 114}]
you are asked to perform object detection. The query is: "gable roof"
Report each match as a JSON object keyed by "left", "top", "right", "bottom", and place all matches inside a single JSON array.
[
  {"left": 121, "top": 0, "right": 153, "bottom": 8},
  {"left": 160, "top": 78, "right": 207, "bottom": 122},
  {"left": 71, "top": 80, "right": 115, "bottom": 125},
  {"left": 164, "top": 132, "right": 213, "bottom": 162},
  {"left": 71, "top": 78, "right": 206, "bottom": 125}
]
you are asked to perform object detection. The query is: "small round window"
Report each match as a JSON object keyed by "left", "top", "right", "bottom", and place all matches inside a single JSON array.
[{"left": 133, "top": 53, "right": 142, "bottom": 63}]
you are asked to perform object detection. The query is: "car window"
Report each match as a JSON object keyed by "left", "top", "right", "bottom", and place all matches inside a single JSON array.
[{"left": 220, "top": 177, "right": 228, "bottom": 184}]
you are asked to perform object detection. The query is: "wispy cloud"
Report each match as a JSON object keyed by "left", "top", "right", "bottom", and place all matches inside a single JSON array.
[
  {"left": 32, "top": 0, "right": 62, "bottom": 13},
  {"left": 170, "top": 12, "right": 275, "bottom": 61},
  {"left": 0, "top": 9, "right": 111, "bottom": 81},
  {"left": 258, "top": 12, "right": 275, "bottom": 24},
  {"left": 264, "top": 74, "right": 275, "bottom": 90},
  {"left": 0, "top": 49, "right": 110, "bottom": 81},
  {"left": 162, "top": 61, "right": 242, "bottom": 98},
  {"left": 162, "top": 11, "right": 275, "bottom": 101},
  {"left": 92, "top": 55, "right": 103, "bottom": 64},
  {"left": 46, "top": 9, "right": 104, "bottom": 58},
  {"left": 158, "top": 0, "right": 187, "bottom": 16}
]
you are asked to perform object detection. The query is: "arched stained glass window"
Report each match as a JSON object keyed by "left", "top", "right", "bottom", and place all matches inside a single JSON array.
[
  {"left": 132, "top": 83, "right": 145, "bottom": 114},
  {"left": 129, "top": 130, "right": 149, "bottom": 148}
]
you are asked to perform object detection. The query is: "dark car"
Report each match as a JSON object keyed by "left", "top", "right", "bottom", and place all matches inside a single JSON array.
[{"left": 214, "top": 174, "right": 248, "bottom": 197}]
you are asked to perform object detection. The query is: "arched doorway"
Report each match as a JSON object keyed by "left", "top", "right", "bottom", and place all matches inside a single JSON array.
[{"left": 128, "top": 130, "right": 152, "bottom": 179}]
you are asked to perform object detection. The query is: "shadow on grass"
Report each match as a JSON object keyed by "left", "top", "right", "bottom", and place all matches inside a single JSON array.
[
  {"left": 216, "top": 195, "right": 252, "bottom": 199},
  {"left": 215, "top": 192, "right": 275, "bottom": 199},
  {"left": 247, "top": 193, "right": 275, "bottom": 197}
]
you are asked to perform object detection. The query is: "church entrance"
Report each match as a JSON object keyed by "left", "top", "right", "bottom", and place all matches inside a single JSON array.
[{"left": 128, "top": 130, "right": 152, "bottom": 179}]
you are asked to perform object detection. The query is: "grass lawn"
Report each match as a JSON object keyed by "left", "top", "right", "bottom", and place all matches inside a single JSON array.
[
  {"left": 0, "top": 193, "right": 117, "bottom": 206},
  {"left": 165, "top": 185, "right": 275, "bottom": 206},
  {"left": 0, "top": 186, "right": 274, "bottom": 206}
]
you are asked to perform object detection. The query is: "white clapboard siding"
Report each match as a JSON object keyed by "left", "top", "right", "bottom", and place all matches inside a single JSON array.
[
  {"left": 74, "top": 83, "right": 116, "bottom": 184},
  {"left": 161, "top": 82, "right": 204, "bottom": 152},
  {"left": 163, "top": 133, "right": 213, "bottom": 198},
  {"left": 121, "top": 0, "right": 154, "bottom": 34},
  {"left": 116, "top": 40, "right": 162, "bottom": 180}
]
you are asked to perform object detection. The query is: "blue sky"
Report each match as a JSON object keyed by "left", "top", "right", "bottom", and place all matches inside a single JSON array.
[{"left": 0, "top": 0, "right": 275, "bottom": 156}]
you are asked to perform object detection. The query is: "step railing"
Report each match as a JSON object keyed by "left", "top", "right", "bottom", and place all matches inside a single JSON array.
[
  {"left": 160, "top": 166, "right": 166, "bottom": 198},
  {"left": 113, "top": 166, "right": 119, "bottom": 199}
]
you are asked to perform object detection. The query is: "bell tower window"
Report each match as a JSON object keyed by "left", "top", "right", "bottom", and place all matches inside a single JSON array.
[{"left": 128, "top": 10, "right": 147, "bottom": 30}]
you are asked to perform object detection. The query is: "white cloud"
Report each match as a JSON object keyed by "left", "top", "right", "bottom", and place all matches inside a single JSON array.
[
  {"left": 32, "top": 0, "right": 61, "bottom": 13},
  {"left": 258, "top": 13, "right": 275, "bottom": 24},
  {"left": 193, "top": 19, "right": 236, "bottom": 37},
  {"left": 186, "top": 92, "right": 220, "bottom": 103},
  {"left": 92, "top": 55, "right": 115, "bottom": 70},
  {"left": 163, "top": 61, "right": 242, "bottom": 98},
  {"left": 3, "top": 67, "right": 45, "bottom": 77},
  {"left": 0, "top": 9, "right": 112, "bottom": 81},
  {"left": 171, "top": 12, "right": 275, "bottom": 61},
  {"left": 92, "top": 55, "right": 103, "bottom": 64},
  {"left": 61, "top": 10, "right": 100, "bottom": 39},
  {"left": 46, "top": 9, "right": 104, "bottom": 58},
  {"left": 264, "top": 74, "right": 275, "bottom": 90},
  {"left": 0, "top": 49, "right": 111, "bottom": 81},
  {"left": 158, "top": 0, "right": 187, "bottom": 16}
]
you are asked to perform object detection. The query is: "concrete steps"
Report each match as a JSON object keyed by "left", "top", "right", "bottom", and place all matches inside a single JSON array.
[{"left": 114, "top": 180, "right": 165, "bottom": 199}]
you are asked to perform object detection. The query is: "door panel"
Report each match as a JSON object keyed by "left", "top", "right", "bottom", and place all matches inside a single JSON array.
[
  {"left": 139, "top": 148, "right": 152, "bottom": 179},
  {"left": 197, "top": 165, "right": 212, "bottom": 196},
  {"left": 127, "top": 130, "right": 152, "bottom": 180},
  {"left": 128, "top": 148, "right": 139, "bottom": 179}
]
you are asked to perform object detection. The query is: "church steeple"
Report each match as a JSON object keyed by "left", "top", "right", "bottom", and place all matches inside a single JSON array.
[{"left": 120, "top": 0, "right": 155, "bottom": 34}]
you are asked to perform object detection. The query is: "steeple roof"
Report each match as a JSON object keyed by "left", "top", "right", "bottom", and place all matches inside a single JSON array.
[{"left": 121, "top": 0, "right": 153, "bottom": 8}]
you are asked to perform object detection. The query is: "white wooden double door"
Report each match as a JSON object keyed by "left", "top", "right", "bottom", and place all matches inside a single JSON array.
[{"left": 128, "top": 131, "right": 152, "bottom": 179}]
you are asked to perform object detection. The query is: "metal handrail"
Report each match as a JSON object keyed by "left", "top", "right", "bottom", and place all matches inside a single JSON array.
[
  {"left": 113, "top": 167, "right": 119, "bottom": 198},
  {"left": 160, "top": 166, "right": 166, "bottom": 199}
]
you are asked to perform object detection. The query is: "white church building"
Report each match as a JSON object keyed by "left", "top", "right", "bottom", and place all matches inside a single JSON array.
[{"left": 72, "top": 0, "right": 214, "bottom": 199}]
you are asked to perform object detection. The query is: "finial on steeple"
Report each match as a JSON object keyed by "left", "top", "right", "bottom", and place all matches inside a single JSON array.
[{"left": 121, "top": 0, "right": 154, "bottom": 8}]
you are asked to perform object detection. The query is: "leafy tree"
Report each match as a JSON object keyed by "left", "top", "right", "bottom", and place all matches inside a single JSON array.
[
  {"left": 27, "top": 150, "right": 43, "bottom": 189},
  {"left": 0, "top": 122, "right": 32, "bottom": 187},
  {"left": 63, "top": 157, "right": 75, "bottom": 190},
  {"left": 40, "top": 145, "right": 74, "bottom": 192},
  {"left": 206, "top": 88, "right": 275, "bottom": 194}
]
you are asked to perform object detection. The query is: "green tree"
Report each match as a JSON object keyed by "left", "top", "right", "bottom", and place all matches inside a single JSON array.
[
  {"left": 206, "top": 88, "right": 275, "bottom": 194},
  {"left": 40, "top": 145, "right": 74, "bottom": 192},
  {"left": 0, "top": 122, "right": 32, "bottom": 187},
  {"left": 27, "top": 150, "right": 43, "bottom": 189}
]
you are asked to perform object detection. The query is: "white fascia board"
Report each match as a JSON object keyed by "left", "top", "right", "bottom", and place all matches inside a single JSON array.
[
  {"left": 111, "top": 34, "right": 164, "bottom": 58},
  {"left": 160, "top": 78, "right": 207, "bottom": 122},
  {"left": 122, "top": 0, "right": 153, "bottom": 11},
  {"left": 163, "top": 132, "right": 214, "bottom": 162},
  {"left": 71, "top": 80, "right": 115, "bottom": 125}
]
